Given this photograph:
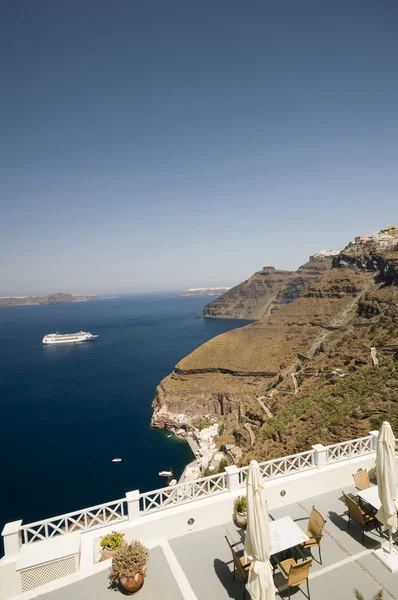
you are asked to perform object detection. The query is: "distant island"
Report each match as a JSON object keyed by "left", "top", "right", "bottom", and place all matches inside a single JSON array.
[
  {"left": 0, "top": 292, "right": 104, "bottom": 307},
  {"left": 179, "top": 287, "right": 231, "bottom": 297}
]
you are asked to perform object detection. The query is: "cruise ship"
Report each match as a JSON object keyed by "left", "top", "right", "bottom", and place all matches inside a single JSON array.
[{"left": 42, "top": 331, "right": 98, "bottom": 344}]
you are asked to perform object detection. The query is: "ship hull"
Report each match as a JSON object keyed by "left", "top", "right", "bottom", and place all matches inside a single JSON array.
[{"left": 42, "top": 332, "right": 98, "bottom": 344}]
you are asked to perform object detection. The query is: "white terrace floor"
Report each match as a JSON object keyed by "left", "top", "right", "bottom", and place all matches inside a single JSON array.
[{"left": 36, "top": 486, "right": 398, "bottom": 600}]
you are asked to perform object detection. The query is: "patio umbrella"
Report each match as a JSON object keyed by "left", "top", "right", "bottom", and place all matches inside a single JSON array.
[
  {"left": 245, "top": 460, "right": 275, "bottom": 600},
  {"left": 376, "top": 421, "right": 398, "bottom": 554}
]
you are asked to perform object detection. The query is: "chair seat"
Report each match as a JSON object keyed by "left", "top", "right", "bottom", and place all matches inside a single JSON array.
[
  {"left": 278, "top": 558, "right": 295, "bottom": 580},
  {"left": 302, "top": 533, "right": 320, "bottom": 548},
  {"left": 361, "top": 511, "right": 378, "bottom": 525},
  {"left": 239, "top": 556, "right": 250, "bottom": 573}
]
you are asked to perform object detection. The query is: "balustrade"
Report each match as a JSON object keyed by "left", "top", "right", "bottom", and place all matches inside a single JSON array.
[{"left": 5, "top": 432, "right": 379, "bottom": 548}]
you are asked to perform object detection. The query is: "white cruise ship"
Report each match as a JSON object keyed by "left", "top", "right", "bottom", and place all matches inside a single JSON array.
[{"left": 42, "top": 331, "right": 98, "bottom": 344}]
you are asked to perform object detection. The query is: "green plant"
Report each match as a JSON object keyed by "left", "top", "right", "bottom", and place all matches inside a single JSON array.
[
  {"left": 266, "top": 374, "right": 284, "bottom": 391},
  {"left": 353, "top": 589, "right": 383, "bottom": 600},
  {"left": 234, "top": 495, "right": 247, "bottom": 514},
  {"left": 100, "top": 531, "right": 124, "bottom": 549},
  {"left": 193, "top": 417, "right": 213, "bottom": 430},
  {"left": 218, "top": 458, "right": 228, "bottom": 473},
  {"left": 109, "top": 540, "right": 149, "bottom": 583}
]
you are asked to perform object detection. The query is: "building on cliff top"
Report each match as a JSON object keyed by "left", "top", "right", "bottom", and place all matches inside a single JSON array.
[
  {"left": 309, "top": 249, "right": 340, "bottom": 260},
  {"left": 354, "top": 226, "right": 398, "bottom": 246}
]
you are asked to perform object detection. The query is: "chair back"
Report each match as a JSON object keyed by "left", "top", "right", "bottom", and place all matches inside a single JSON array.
[
  {"left": 225, "top": 536, "right": 249, "bottom": 581},
  {"left": 352, "top": 470, "right": 370, "bottom": 491},
  {"left": 343, "top": 492, "right": 365, "bottom": 525},
  {"left": 308, "top": 506, "right": 326, "bottom": 539},
  {"left": 287, "top": 558, "right": 312, "bottom": 587}
]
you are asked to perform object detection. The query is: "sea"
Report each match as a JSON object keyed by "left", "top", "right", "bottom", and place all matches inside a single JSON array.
[{"left": 0, "top": 294, "right": 247, "bottom": 540}]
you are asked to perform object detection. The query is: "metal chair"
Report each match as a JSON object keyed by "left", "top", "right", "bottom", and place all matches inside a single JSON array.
[
  {"left": 224, "top": 536, "right": 251, "bottom": 599},
  {"left": 342, "top": 491, "right": 380, "bottom": 543},
  {"left": 300, "top": 506, "right": 326, "bottom": 564},
  {"left": 274, "top": 556, "right": 312, "bottom": 600},
  {"left": 352, "top": 470, "right": 371, "bottom": 491}
]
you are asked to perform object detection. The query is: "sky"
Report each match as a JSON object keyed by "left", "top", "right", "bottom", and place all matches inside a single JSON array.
[{"left": 1, "top": 1, "right": 397, "bottom": 295}]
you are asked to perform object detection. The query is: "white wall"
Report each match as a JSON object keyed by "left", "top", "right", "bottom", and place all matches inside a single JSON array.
[{"left": 1, "top": 450, "right": 376, "bottom": 600}]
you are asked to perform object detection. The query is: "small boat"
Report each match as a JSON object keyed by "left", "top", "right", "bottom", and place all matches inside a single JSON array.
[
  {"left": 112, "top": 458, "right": 122, "bottom": 463},
  {"left": 169, "top": 479, "right": 177, "bottom": 486},
  {"left": 159, "top": 470, "right": 173, "bottom": 477},
  {"left": 167, "top": 434, "right": 172, "bottom": 438}
]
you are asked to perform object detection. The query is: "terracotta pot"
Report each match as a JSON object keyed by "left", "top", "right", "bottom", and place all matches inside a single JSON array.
[
  {"left": 101, "top": 546, "right": 118, "bottom": 561},
  {"left": 120, "top": 567, "right": 147, "bottom": 594},
  {"left": 235, "top": 511, "right": 248, "bottom": 529}
]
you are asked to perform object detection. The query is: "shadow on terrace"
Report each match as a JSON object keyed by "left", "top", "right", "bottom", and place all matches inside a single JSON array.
[{"left": 39, "top": 485, "right": 398, "bottom": 600}]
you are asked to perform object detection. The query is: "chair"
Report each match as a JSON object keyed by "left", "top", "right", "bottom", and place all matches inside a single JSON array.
[
  {"left": 225, "top": 536, "right": 251, "bottom": 599},
  {"left": 300, "top": 506, "right": 326, "bottom": 564},
  {"left": 352, "top": 470, "right": 370, "bottom": 491},
  {"left": 274, "top": 556, "right": 312, "bottom": 600},
  {"left": 342, "top": 491, "right": 380, "bottom": 543}
]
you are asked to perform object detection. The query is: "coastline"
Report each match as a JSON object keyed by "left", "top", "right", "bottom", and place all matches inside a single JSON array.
[{"left": 151, "top": 408, "right": 222, "bottom": 484}]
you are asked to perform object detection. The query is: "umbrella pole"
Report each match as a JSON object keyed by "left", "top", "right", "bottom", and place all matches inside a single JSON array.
[{"left": 389, "top": 530, "right": 393, "bottom": 555}]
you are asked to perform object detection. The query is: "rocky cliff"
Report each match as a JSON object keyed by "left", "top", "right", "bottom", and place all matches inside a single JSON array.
[
  {"left": 203, "top": 257, "right": 333, "bottom": 320},
  {"left": 152, "top": 229, "right": 398, "bottom": 466},
  {"left": 0, "top": 292, "right": 101, "bottom": 307}
]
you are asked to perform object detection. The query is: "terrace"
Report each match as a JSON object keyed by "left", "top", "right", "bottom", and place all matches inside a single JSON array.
[{"left": 1, "top": 432, "right": 398, "bottom": 600}]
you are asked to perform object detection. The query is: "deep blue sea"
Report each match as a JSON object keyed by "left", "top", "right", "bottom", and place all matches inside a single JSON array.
[{"left": 0, "top": 295, "right": 247, "bottom": 540}]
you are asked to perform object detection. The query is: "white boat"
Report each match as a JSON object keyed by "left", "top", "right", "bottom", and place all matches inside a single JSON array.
[
  {"left": 159, "top": 470, "right": 173, "bottom": 477},
  {"left": 112, "top": 458, "right": 122, "bottom": 463},
  {"left": 42, "top": 331, "right": 98, "bottom": 344}
]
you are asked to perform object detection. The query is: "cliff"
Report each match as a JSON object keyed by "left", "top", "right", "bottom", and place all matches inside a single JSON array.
[
  {"left": 152, "top": 229, "right": 398, "bottom": 466},
  {"left": 203, "top": 257, "right": 333, "bottom": 320},
  {"left": 0, "top": 293, "right": 101, "bottom": 307}
]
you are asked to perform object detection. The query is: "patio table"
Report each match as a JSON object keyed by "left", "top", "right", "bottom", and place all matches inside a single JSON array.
[
  {"left": 269, "top": 515, "right": 309, "bottom": 555},
  {"left": 357, "top": 485, "right": 398, "bottom": 512}
]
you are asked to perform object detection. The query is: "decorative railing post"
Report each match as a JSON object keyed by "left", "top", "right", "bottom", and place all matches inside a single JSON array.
[
  {"left": 126, "top": 490, "right": 141, "bottom": 523},
  {"left": 312, "top": 444, "right": 327, "bottom": 469},
  {"left": 369, "top": 430, "right": 379, "bottom": 452},
  {"left": 2, "top": 520, "right": 22, "bottom": 558},
  {"left": 225, "top": 465, "right": 240, "bottom": 493}
]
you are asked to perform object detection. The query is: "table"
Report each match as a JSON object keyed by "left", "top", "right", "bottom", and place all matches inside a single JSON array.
[
  {"left": 269, "top": 516, "right": 309, "bottom": 555},
  {"left": 357, "top": 486, "right": 381, "bottom": 510},
  {"left": 357, "top": 485, "right": 398, "bottom": 512}
]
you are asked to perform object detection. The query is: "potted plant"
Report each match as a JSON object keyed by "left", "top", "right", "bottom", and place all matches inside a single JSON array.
[
  {"left": 100, "top": 531, "right": 125, "bottom": 561},
  {"left": 109, "top": 540, "right": 149, "bottom": 594},
  {"left": 234, "top": 495, "right": 247, "bottom": 528}
]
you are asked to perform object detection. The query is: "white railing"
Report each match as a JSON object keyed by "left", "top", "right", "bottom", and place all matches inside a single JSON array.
[
  {"left": 21, "top": 498, "right": 128, "bottom": 544},
  {"left": 326, "top": 435, "right": 373, "bottom": 464},
  {"left": 5, "top": 433, "right": 381, "bottom": 549},
  {"left": 239, "top": 450, "right": 315, "bottom": 485},
  {"left": 140, "top": 471, "right": 227, "bottom": 514}
]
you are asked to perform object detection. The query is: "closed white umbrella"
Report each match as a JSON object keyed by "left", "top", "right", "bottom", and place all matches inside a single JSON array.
[
  {"left": 376, "top": 421, "right": 398, "bottom": 554},
  {"left": 245, "top": 460, "right": 275, "bottom": 600}
]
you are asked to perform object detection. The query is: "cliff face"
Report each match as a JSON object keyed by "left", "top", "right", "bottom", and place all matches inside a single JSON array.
[
  {"left": 154, "top": 267, "right": 368, "bottom": 417},
  {"left": 0, "top": 293, "right": 100, "bottom": 307},
  {"left": 333, "top": 241, "right": 398, "bottom": 284},
  {"left": 152, "top": 234, "right": 398, "bottom": 464},
  {"left": 203, "top": 259, "right": 332, "bottom": 320}
]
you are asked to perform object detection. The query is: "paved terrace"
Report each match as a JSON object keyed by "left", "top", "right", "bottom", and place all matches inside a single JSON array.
[
  {"left": 35, "top": 485, "right": 398, "bottom": 600},
  {"left": 3, "top": 433, "right": 398, "bottom": 600}
]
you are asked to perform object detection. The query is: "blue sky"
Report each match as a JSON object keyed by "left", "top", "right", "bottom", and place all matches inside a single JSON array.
[{"left": 1, "top": 1, "right": 397, "bottom": 294}]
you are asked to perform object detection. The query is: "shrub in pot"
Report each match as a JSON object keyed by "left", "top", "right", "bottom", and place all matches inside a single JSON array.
[
  {"left": 100, "top": 531, "right": 125, "bottom": 561},
  {"left": 234, "top": 495, "right": 247, "bottom": 528},
  {"left": 109, "top": 540, "right": 149, "bottom": 594}
]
